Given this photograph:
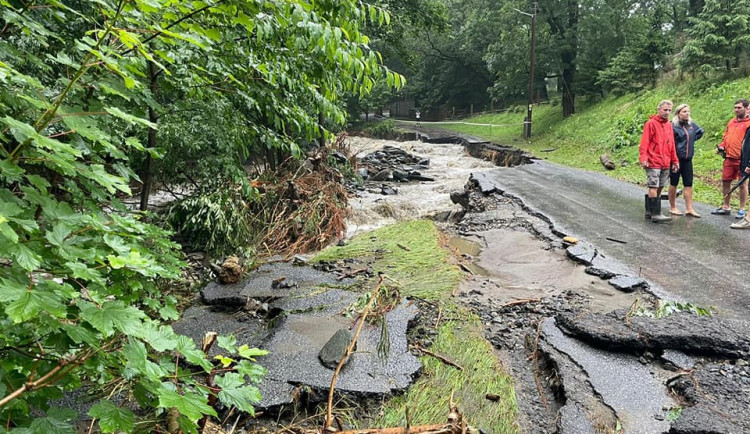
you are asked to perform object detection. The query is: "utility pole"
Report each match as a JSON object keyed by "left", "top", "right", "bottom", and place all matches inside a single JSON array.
[{"left": 523, "top": 2, "right": 538, "bottom": 139}]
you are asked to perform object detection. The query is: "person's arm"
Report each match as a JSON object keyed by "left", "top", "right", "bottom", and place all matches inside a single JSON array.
[
  {"left": 639, "top": 122, "right": 651, "bottom": 168},
  {"left": 694, "top": 122, "right": 704, "bottom": 141}
]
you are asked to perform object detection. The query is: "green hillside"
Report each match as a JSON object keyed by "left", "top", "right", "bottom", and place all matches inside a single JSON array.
[{"left": 438, "top": 76, "right": 750, "bottom": 208}]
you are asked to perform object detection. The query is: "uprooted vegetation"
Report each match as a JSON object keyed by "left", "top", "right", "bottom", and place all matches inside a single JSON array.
[{"left": 166, "top": 139, "right": 353, "bottom": 258}]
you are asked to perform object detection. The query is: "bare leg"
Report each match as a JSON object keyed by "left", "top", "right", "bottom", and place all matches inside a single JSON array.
[
  {"left": 649, "top": 187, "right": 659, "bottom": 198},
  {"left": 722, "top": 180, "right": 732, "bottom": 209},
  {"left": 684, "top": 187, "right": 697, "bottom": 213},
  {"left": 740, "top": 183, "right": 748, "bottom": 211},
  {"left": 668, "top": 185, "right": 679, "bottom": 212}
]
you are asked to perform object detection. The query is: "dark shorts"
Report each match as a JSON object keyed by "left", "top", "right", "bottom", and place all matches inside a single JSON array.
[
  {"left": 722, "top": 158, "right": 741, "bottom": 181},
  {"left": 670, "top": 158, "right": 693, "bottom": 187},
  {"left": 646, "top": 168, "right": 670, "bottom": 188}
]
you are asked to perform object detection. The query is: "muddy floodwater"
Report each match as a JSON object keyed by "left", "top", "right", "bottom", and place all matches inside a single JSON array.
[
  {"left": 454, "top": 230, "right": 635, "bottom": 313},
  {"left": 346, "top": 136, "right": 496, "bottom": 236}
]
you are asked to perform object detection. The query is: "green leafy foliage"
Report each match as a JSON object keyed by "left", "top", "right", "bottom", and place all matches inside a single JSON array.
[{"left": 0, "top": 0, "right": 401, "bottom": 430}]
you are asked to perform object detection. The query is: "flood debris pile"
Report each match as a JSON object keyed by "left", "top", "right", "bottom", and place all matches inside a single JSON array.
[
  {"left": 357, "top": 145, "right": 435, "bottom": 187},
  {"left": 259, "top": 150, "right": 350, "bottom": 254},
  {"left": 172, "top": 260, "right": 423, "bottom": 431},
  {"left": 447, "top": 172, "right": 750, "bottom": 433}
]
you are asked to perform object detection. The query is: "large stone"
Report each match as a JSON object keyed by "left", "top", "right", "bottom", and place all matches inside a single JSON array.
[
  {"left": 371, "top": 169, "right": 393, "bottom": 181},
  {"left": 319, "top": 329, "right": 355, "bottom": 369}
]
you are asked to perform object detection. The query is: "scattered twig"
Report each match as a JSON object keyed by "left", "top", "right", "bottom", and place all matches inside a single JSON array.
[
  {"left": 410, "top": 345, "right": 463, "bottom": 371},
  {"left": 397, "top": 243, "right": 411, "bottom": 251},
  {"left": 605, "top": 237, "right": 627, "bottom": 244},
  {"left": 500, "top": 298, "right": 541, "bottom": 308},
  {"left": 434, "top": 306, "right": 443, "bottom": 329},
  {"left": 337, "top": 268, "right": 369, "bottom": 281},
  {"left": 335, "top": 426, "right": 454, "bottom": 434},
  {"left": 324, "top": 275, "right": 385, "bottom": 430}
]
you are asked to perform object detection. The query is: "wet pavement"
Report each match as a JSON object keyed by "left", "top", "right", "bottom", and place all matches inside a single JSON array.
[{"left": 484, "top": 160, "right": 750, "bottom": 318}]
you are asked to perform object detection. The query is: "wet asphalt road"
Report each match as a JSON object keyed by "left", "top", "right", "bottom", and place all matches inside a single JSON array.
[{"left": 485, "top": 160, "right": 750, "bottom": 318}]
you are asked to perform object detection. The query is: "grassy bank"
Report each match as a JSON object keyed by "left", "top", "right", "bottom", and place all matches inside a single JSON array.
[
  {"left": 314, "top": 220, "right": 517, "bottom": 432},
  {"left": 437, "top": 76, "right": 750, "bottom": 208}
]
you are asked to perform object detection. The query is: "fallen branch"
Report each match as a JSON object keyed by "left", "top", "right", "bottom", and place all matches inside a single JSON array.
[
  {"left": 335, "top": 425, "right": 454, "bottom": 434},
  {"left": 434, "top": 306, "right": 443, "bottom": 329},
  {"left": 410, "top": 345, "right": 463, "bottom": 371},
  {"left": 324, "top": 275, "right": 385, "bottom": 430},
  {"left": 396, "top": 243, "right": 411, "bottom": 251},
  {"left": 500, "top": 298, "right": 541, "bottom": 308}
]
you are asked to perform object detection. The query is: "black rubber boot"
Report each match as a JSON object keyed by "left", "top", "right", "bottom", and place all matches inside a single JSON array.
[
  {"left": 648, "top": 196, "right": 672, "bottom": 223},
  {"left": 644, "top": 193, "right": 650, "bottom": 219}
]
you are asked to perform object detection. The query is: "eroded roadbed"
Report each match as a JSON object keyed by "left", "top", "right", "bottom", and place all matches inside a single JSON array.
[{"left": 449, "top": 173, "right": 750, "bottom": 433}]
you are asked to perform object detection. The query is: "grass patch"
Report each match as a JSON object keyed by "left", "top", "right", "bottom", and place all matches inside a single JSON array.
[
  {"left": 377, "top": 317, "right": 517, "bottom": 432},
  {"left": 436, "top": 76, "right": 750, "bottom": 208},
  {"left": 313, "top": 220, "right": 517, "bottom": 431},
  {"left": 314, "top": 220, "right": 462, "bottom": 301}
]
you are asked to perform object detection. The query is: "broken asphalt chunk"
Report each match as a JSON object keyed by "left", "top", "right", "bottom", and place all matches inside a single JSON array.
[{"left": 556, "top": 310, "right": 750, "bottom": 359}]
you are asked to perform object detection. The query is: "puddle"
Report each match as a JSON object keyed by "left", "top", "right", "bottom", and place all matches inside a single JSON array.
[
  {"left": 346, "top": 136, "right": 496, "bottom": 237},
  {"left": 448, "top": 236, "right": 482, "bottom": 257},
  {"left": 460, "top": 229, "right": 635, "bottom": 312}
]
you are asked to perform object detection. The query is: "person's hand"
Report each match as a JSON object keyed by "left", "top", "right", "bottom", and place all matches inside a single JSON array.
[
  {"left": 672, "top": 163, "right": 680, "bottom": 173},
  {"left": 717, "top": 146, "right": 727, "bottom": 158},
  {"left": 640, "top": 161, "right": 649, "bottom": 169},
  {"left": 745, "top": 167, "right": 750, "bottom": 174}
]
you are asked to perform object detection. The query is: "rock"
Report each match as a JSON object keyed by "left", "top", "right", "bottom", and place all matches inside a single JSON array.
[
  {"left": 392, "top": 169, "right": 410, "bottom": 180},
  {"left": 219, "top": 256, "right": 243, "bottom": 284},
  {"left": 357, "top": 168, "right": 370, "bottom": 180},
  {"left": 371, "top": 169, "right": 393, "bottom": 181},
  {"left": 562, "top": 236, "right": 578, "bottom": 245},
  {"left": 381, "top": 186, "right": 398, "bottom": 195},
  {"left": 608, "top": 275, "right": 648, "bottom": 292},
  {"left": 319, "top": 328, "right": 355, "bottom": 369},
  {"left": 292, "top": 255, "right": 308, "bottom": 265},
  {"left": 599, "top": 154, "right": 616, "bottom": 170}
]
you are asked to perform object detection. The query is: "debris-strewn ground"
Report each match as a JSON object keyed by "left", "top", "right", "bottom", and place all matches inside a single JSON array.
[{"left": 448, "top": 167, "right": 750, "bottom": 434}]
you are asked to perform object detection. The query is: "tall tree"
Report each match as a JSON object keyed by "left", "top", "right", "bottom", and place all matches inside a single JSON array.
[{"left": 679, "top": 0, "right": 750, "bottom": 73}]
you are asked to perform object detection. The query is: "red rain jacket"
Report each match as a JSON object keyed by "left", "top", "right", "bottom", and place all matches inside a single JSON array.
[
  {"left": 639, "top": 115, "right": 678, "bottom": 169},
  {"left": 718, "top": 116, "right": 750, "bottom": 160}
]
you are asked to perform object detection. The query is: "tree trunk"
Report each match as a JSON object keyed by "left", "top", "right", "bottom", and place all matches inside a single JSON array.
[
  {"left": 561, "top": 59, "right": 576, "bottom": 118},
  {"left": 688, "top": 0, "right": 704, "bottom": 16},
  {"left": 139, "top": 61, "right": 158, "bottom": 212}
]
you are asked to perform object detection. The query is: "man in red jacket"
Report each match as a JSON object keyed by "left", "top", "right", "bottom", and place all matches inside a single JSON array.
[
  {"left": 639, "top": 100, "right": 679, "bottom": 223},
  {"left": 711, "top": 99, "right": 750, "bottom": 217}
]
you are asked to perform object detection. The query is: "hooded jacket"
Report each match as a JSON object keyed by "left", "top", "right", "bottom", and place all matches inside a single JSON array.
[
  {"left": 740, "top": 128, "right": 750, "bottom": 173},
  {"left": 719, "top": 116, "right": 750, "bottom": 160},
  {"left": 672, "top": 121, "right": 704, "bottom": 160},
  {"left": 639, "top": 115, "right": 678, "bottom": 169}
]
